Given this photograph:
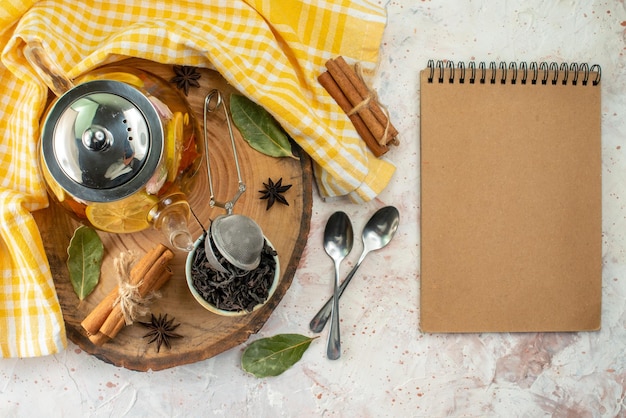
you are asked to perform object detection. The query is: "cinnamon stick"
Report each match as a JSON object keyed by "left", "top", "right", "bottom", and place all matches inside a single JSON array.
[
  {"left": 97, "top": 270, "right": 168, "bottom": 339},
  {"left": 334, "top": 56, "right": 399, "bottom": 142},
  {"left": 325, "top": 57, "right": 398, "bottom": 147},
  {"left": 81, "top": 291, "right": 118, "bottom": 337},
  {"left": 81, "top": 244, "right": 169, "bottom": 336},
  {"left": 91, "top": 268, "right": 173, "bottom": 345},
  {"left": 325, "top": 59, "right": 385, "bottom": 142},
  {"left": 81, "top": 244, "right": 174, "bottom": 345},
  {"left": 87, "top": 331, "right": 109, "bottom": 346},
  {"left": 98, "top": 249, "right": 174, "bottom": 339},
  {"left": 318, "top": 71, "right": 388, "bottom": 157}
]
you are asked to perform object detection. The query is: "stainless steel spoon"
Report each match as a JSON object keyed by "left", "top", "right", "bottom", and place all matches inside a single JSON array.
[
  {"left": 323, "top": 211, "right": 353, "bottom": 360},
  {"left": 310, "top": 206, "right": 400, "bottom": 333}
]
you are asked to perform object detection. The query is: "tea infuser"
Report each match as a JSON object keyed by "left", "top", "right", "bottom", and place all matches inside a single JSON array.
[{"left": 201, "top": 89, "right": 264, "bottom": 273}]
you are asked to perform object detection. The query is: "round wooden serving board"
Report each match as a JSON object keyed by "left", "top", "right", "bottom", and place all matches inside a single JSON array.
[{"left": 33, "top": 59, "right": 313, "bottom": 371}]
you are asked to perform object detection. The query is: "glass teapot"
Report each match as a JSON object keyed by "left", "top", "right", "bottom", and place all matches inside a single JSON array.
[{"left": 25, "top": 42, "right": 202, "bottom": 251}]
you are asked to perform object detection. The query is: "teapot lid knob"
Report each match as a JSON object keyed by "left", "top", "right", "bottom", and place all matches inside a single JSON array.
[{"left": 82, "top": 125, "right": 112, "bottom": 152}]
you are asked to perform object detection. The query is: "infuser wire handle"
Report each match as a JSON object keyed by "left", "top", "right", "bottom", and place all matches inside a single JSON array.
[{"left": 203, "top": 89, "right": 246, "bottom": 215}]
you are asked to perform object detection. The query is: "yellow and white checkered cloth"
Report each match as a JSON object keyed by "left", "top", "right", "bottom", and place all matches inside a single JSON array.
[{"left": 0, "top": 0, "right": 395, "bottom": 357}]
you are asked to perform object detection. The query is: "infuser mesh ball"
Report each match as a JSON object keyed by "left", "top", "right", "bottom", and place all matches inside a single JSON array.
[{"left": 211, "top": 214, "right": 264, "bottom": 271}]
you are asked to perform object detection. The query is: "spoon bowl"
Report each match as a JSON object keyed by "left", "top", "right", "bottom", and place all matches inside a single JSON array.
[
  {"left": 310, "top": 206, "right": 400, "bottom": 333},
  {"left": 323, "top": 211, "right": 353, "bottom": 360}
]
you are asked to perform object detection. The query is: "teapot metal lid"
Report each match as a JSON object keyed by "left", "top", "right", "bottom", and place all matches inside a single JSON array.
[{"left": 41, "top": 80, "right": 163, "bottom": 202}]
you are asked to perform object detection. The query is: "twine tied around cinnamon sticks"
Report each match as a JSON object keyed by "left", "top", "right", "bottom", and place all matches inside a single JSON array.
[
  {"left": 113, "top": 251, "right": 159, "bottom": 325},
  {"left": 318, "top": 56, "right": 399, "bottom": 157},
  {"left": 80, "top": 244, "right": 174, "bottom": 346}
]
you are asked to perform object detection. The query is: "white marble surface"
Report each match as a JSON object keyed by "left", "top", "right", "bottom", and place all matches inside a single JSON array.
[{"left": 2, "top": 1, "right": 626, "bottom": 416}]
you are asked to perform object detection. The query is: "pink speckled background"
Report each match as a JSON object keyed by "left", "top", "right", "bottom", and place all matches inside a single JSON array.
[{"left": 1, "top": 1, "right": 624, "bottom": 416}]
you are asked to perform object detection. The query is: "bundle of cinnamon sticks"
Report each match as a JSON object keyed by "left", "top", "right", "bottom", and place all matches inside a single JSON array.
[
  {"left": 80, "top": 244, "right": 174, "bottom": 346},
  {"left": 318, "top": 56, "right": 398, "bottom": 157}
]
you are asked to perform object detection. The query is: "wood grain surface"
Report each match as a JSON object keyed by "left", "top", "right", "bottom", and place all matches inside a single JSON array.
[{"left": 33, "top": 59, "right": 313, "bottom": 371}]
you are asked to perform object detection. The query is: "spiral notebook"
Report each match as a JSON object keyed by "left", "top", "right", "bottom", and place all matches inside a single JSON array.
[{"left": 420, "top": 60, "right": 602, "bottom": 333}]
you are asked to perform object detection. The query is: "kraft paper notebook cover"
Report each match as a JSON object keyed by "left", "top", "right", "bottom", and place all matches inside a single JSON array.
[{"left": 419, "top": 60, "right": 602, "bottom": 333}]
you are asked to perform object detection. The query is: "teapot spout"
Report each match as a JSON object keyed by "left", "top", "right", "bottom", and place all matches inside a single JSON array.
[
  {"left": 151, "top": 192, "right": 194, "bottom": 252},
  {"left": 24, "top": 40, "right": 74, "bottom": 96},
  {"left": 159, "top": 209, "right": 194, "bottom": 252}
]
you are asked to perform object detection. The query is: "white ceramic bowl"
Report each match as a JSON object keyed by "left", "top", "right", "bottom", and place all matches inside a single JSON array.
[{"left": 185, "top": 234, "right": 280, "bottom": 316}]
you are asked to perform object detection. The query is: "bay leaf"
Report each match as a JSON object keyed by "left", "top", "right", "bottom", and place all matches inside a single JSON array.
[
  {"left": 66, "top": 225, "right": 104, "bottom": 300},
  {"left": 241, "top": 333, "right": 317, "bottom": 378},
  {"left": 229, "top": 94, "right": 297, "bottom": 159}
]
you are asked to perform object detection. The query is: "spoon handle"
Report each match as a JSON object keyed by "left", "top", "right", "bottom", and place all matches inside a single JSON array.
[
  {"left": 310, "top": 251, "right": 366, "bottom": 333},
  {"left": 327, "top": 261, "right": 342, "bottom": 360}
]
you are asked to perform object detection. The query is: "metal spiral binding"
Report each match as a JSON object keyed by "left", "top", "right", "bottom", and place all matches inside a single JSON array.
[{"left": 426, "top": 60, "right": 601, "bottom": 86}]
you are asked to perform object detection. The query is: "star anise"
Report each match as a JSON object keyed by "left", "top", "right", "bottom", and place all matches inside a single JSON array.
[
  {"left": 170, "top": 65, "right": 201, "bottom": 96},
  {"left": 259, "top": 177, "right": 292, "bottom": 210},
  {"left": 139, "top": 313, "right": 182, "bottom": 353}
]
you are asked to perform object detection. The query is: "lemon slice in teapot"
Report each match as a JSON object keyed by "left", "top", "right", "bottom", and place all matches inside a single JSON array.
[
  {"left": 78, "top": 71, "right": 145, "bottom": 88},
  {"left": 86, "top": 192, "right": 158, "bottom": 233},
  {"left": 166, "top": 112, "right": 184, "bottom": 182}
]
